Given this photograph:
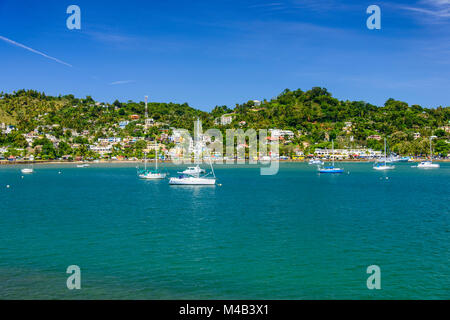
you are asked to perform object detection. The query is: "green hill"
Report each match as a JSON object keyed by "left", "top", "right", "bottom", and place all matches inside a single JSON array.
[{"left": 1, "top": 87, "right": 449, "bottom": 157}]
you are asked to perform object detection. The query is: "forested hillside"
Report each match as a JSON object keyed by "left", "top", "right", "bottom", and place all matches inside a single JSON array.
[{"left": 1, "top": 87, "right": 449, "bottom": 157}]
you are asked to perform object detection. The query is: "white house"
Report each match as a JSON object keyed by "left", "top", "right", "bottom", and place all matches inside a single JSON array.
[
  {"left": 252, "top": 100, "right": 262, "bottom": 107},
  {"left": 144, "top": 118, "right": 155, "bottom": 128},
  {"left": 98, "top": 137, "right": 121, "bottom": 144},
  {"left": 89, "top": 145, "right": 112, "bottom": 155},
  {"left": 214, "top": 114, "right": 234, "bottom": 126},
  {"left": 118, "top": 121, "right": 129, "bottom": 129},
  {"left": 269, "top": 129, "right": 295, "bottom": 139},
  {"left": 367, "top": 135, "right": 382, "bottom": 141},
  {"left": 220, "top": 114, "right": 233, "bottom": 125}
]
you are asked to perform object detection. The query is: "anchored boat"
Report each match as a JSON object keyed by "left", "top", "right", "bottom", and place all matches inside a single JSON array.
[
  {"left": 21, "top": 167, "right": 34, "bottom": 174},
  {"left": 318, "top": 140, "right": 344, "bottom": 174},
  {"left": 309, "top": 159, "right": 324, "bottom": 165},
  {"left": 138, "top": 141, "right": 167, "bottom": 179},
  {"left": 181, "top": 165, "right": 206, "bottom": 175},
  {"left": 373, "top": 138, "right": 395, "bottom": 171},
  {"left": 21, "top": 160, "right": 34, "bottom": 174},
  {"left": 170, "top": 156, "right": 216, "bottom": 186},
  {"left": 417, "top": 137, "right": 440, "bottom": 169},
  {"left": 417, "top": 161, "right": 440, "bottom": 168}
]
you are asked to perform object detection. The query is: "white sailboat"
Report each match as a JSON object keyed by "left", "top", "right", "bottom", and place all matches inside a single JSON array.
[
  {"left": 373, "top": 138, "right": 395, "bottom": 170},
  {"left": 138, "top": 141, "right": 167, "bottom": 179},
  {"left": 318, "top": 140, "right": 344, "bottom": 173},
  {"left": 417, "top": 137, "right": 440, "bottom": 169},
  {"left": 138, "top": 95, "right": 167, "bottom": 179}
]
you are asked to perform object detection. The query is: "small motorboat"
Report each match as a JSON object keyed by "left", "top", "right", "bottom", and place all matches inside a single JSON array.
[
  {"left": 21, "top": 168, "right": 34, "bottom": 174},
  {"left": 309, "top": 159, "right": 324, "bottom": 165},
  {"left": 417, "top": 161, "right": 440, "bottom": 169},
  {"left": 181, "top": 165, "right": 206, "bottom": 175}
]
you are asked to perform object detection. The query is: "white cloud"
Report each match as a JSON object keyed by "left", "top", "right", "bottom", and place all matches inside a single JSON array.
[
  {"left": 422, "top": 0, "right": 450, "bottom": 6},
  {"left": 400, "top": 0, "right": 450, "bottom": 19}
]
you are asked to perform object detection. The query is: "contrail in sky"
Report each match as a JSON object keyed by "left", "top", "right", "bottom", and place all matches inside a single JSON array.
[
  {"left": 0, "top": 35, "right": 73, "bottom": 67},
  {"left": 109, "top": 80, "right": 136, "bottom": 85}
]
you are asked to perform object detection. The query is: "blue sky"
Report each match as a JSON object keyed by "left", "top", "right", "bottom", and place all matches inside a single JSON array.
[{"left": 0, "top": 0, "right": 449, "bottom": 110}]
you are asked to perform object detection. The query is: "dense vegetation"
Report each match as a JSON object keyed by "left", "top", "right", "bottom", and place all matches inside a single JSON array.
[{"left": 0, "top": 87, "right": 449, "bottom": 159}]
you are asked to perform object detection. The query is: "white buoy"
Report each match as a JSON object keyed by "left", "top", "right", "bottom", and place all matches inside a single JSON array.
[{"left": 6, "top": 185, "right": 10, "bottom": 188}]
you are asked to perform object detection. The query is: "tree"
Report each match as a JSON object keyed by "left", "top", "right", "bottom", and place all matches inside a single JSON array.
[
  {"left": 435, "top": 140, "right": 449, "bottom": 156},
  {"left": 135, "top": 140, "right": 147, "bottom": 150},
  {"left": 58, "top": 141, "right": 72, "bottom": 156},
  {"left": 434, "top": 129, "right": 446, "bottom": 138}
]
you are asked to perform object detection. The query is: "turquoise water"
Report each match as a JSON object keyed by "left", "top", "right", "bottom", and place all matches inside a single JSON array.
[{"left": 0, "top": 163, "right": 449, "bottom": 299}]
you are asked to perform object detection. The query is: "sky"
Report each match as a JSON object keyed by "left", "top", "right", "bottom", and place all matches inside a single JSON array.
[{"left": 0, "top": 0, "right": 449, "bottom": 110}]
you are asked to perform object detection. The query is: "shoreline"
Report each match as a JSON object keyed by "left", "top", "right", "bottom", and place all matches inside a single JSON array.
[{"left": 1, "top": 159, "right": 450, "bottom": 166}]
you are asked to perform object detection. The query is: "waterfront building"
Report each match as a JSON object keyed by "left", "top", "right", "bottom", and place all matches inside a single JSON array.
[{"left": 314, "top": 148, "right": 382, "bottom": 159}]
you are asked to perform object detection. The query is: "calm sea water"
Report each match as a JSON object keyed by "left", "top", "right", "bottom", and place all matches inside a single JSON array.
[{"left": 0, "top": 162, "right": 448, "bottom": 299}]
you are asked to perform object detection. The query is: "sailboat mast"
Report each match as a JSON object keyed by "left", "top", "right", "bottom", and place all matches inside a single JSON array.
[
  {"left": 144, "top": 95, "right": 149, "bottom": 171},
  {"left": 209, "top": 157, "right": 216, "bottom": 178},
  {"left": 384, "top": 138, "right": 387, "bottom": 166},
  {"left": 195, "top": 118, "right": 201, "bottom": 163},
  {"left": 429, "top": 137, "right": 433, "bottom": 160},
  {"left": 155, "top": 140, "right": 158, "bottom": 171},
  {"left": 332, "top": 140, "right": 335, "bottom": 167},
  {"left": 144, "top": 152, "right": 147, "bottom": 170}
]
